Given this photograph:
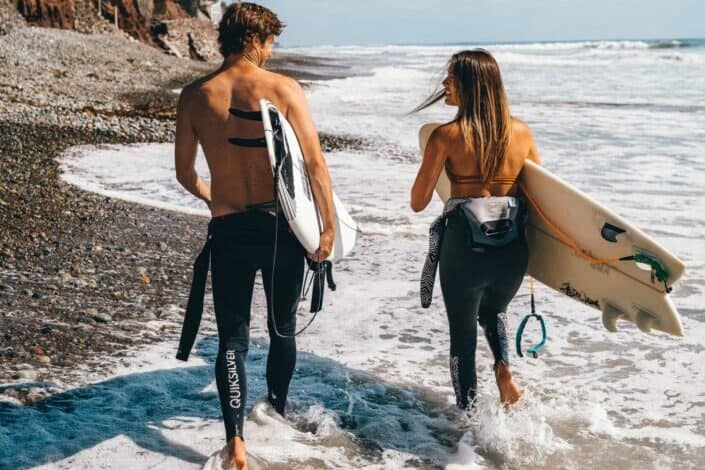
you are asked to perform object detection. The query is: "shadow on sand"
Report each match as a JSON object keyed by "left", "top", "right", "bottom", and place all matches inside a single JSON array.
[{"left": 0, "top": 335, "right": 464, "bottom": 469}]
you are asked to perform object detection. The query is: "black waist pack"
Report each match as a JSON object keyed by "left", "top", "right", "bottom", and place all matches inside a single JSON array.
[{"left": 456, "top": 196, "right": 527, "bottom": 249}]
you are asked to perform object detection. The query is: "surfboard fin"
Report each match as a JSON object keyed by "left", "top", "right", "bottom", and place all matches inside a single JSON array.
[
  {"left": 601, "top": 303, "right": 627, "bottom": 332},
  {"left": 635, "top": 308, "right": 657, "bottom": 334}
]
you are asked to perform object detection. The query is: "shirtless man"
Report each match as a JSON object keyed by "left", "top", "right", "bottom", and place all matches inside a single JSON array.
[{"left": 174, "top": 3, "right": 335, "bottom": 469}]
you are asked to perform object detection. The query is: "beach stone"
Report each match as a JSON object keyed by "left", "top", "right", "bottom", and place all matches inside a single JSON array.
[
  {"left": 14, "top": 369, "right": 38, "bottom": 381},
  {"left": 37, "top": 355, "right": 51, "bottom": 365},
  {"left": 40, "top": 324, "right": 53, "bottom": 334},
  {"left": 50, "top": 379, "right": 65, "bottom": 389},
  {"left": 1, "top": 389, "right": 21, "bottom": 402},
  {"left": 92, "top": 312, "right": 112, "bottom": 323},
  {"left": 143, "top": 310, "right": 157, "bottom": 320},
  {"left": 25, "top": 387, "right": 48, "bottom": 403}
]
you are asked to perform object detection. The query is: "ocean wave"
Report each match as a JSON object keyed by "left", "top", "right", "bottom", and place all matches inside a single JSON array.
[
  {"left": 499, "top": 40, "right": 651, "bottom": 51},
  {"left": 648, "top": 39, "right": 701, "bottom": 49},
  {"left": 496, "top": 39, "right": 704, "bottom": 52},
  {"left": 286, "top": 39, "right": 703, "bottom": 58},
  {"left": 533, "top": 100, "right": 705, "bottom": 114},
  {"left": 427, "top": 39, "right": 682, "bottom": 52}
]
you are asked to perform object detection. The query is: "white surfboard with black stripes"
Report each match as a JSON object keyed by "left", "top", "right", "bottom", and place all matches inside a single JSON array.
[{"left": 261, "top": 99, "right": 357, "bottom": 261}]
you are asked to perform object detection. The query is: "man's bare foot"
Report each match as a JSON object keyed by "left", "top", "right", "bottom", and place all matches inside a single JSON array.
[
  {"left": 494, "top": 361, "right": 522, "bottom": 409},
  {"left": 229, "top": 436, "right": 248, "bottom": 470}
]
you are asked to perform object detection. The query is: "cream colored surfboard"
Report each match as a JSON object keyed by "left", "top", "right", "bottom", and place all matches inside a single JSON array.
[{"left": 419, "top": 123, "right": 685, "bottom": 336}]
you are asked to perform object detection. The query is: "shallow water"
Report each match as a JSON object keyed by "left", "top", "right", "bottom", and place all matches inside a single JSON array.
[{"left": 27, "top": 39, "right": 705, "bottom": 468}]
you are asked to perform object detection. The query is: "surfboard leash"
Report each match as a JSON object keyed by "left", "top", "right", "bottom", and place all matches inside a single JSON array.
[
  {"left": 516, "top": 181, "right": 672, "bottom": 292},
  {"left": 269, "top": 157, "right": 321, "bottom": 338},
  {"left": 268, "top": 113, "right": 336, "bottom": 339},
  {"left": 516, "top": 276, "right": 548, "bottom": 359}
]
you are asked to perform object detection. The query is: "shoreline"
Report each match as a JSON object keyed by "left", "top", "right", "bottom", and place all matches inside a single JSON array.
[{"left": 0, "top": 25, "right": 361, "bottom": 405}]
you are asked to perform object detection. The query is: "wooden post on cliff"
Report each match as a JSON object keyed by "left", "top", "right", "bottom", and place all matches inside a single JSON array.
[
  {"left": 114, "top": 5, "right": 118, "bottom": 29},
  {"left": 97, "top": 0, "right": 101, "bottom": 17}
]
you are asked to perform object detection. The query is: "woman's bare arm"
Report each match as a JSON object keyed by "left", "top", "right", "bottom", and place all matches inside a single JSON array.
[
  {"left": 411, "top": 127, "right": 447, "bottom": 212},
  {"left": 527, "top": 129, "right": 541, "bottom": 165}
]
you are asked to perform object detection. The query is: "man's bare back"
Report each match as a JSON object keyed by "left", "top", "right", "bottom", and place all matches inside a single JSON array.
[
  {"left": 176, "top": 63, "right": 302, "bottom": 216},
  {"left": 175, "top": 53, "right": 335, "bottom": 259}
]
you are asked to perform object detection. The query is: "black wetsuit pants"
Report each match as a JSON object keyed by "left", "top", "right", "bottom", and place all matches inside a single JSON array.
[
  {"left": 439, "top": 212, "right": 528, "bottom": 409},
  {"left": 210, "top": 211, "right": 305, "bottom": 441}
]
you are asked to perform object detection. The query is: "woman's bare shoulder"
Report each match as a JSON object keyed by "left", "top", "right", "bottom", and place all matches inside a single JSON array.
[
  {"left": 512, "top": 117, "right": 536, "bottom": 145},
  {"left": 431, "top": 120, "right": 459, "bottom": 142},
  {"left": 511, "top": 117, "right": 531, "bottom": 135},
  {"left": 511, "top": 117, "right": 541, "bottom": 163}
]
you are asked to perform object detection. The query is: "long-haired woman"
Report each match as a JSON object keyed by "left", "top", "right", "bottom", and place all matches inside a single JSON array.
[{"left": 411, "top": 49, "right": 541, "bottom": 409}]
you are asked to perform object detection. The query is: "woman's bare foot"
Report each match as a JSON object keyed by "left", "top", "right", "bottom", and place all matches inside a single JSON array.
[
  {"left": 229, "top": 436, "right": 248, "bottom": 470},
  {"left": 494, "top": 361, "right": 522, "bottom": 409}
]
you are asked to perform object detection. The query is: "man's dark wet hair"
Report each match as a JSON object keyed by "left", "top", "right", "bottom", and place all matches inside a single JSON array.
[{"left": 218, "top": 2, "right": 285, "bottom": 57}]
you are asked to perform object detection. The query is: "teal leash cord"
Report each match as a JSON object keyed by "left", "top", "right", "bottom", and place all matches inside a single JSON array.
[{"left": 516, "top": 278, "right": 547, "bottom": 359}]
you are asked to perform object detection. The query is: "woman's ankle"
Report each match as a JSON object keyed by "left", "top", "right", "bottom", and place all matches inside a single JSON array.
[{"left": 494, "top": 360, "right": 511, "bottom": 378}]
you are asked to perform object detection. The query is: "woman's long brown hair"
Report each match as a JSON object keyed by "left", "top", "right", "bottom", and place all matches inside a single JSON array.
[{"left": 414, "top": 49, "right": 512, "bottom": 184}]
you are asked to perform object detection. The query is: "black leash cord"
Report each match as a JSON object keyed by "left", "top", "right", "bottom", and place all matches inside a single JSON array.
[{"left": 269, "top": 162, "right": 324, "bottom": 339}]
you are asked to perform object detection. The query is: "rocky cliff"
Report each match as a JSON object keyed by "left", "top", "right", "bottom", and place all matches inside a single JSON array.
[
  {"left": 8, "top": 0, "right": 219, "bottom": 60},
  {"left": 110, "top": 0, "right": 152, "bottom": 43},
  {"left": 14, "top": 0, "right": 74, "bottom": 29}
]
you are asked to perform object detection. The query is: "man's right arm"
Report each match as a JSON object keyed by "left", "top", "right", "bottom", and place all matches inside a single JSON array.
[
  {"left": 175, "top": 87, "right": 211, "bottom": 208},
  {"left": 281, "top": 77, "right": 336, "bottom": 260}
]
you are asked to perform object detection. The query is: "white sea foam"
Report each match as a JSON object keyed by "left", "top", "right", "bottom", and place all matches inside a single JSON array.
[{"left": 60, "top": 143, "right": 211, "bottom": 216}]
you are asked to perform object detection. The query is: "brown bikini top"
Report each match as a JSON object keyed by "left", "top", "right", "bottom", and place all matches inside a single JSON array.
[{"left": 445, "top": 161, "right": 518, "bottom": 186}]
